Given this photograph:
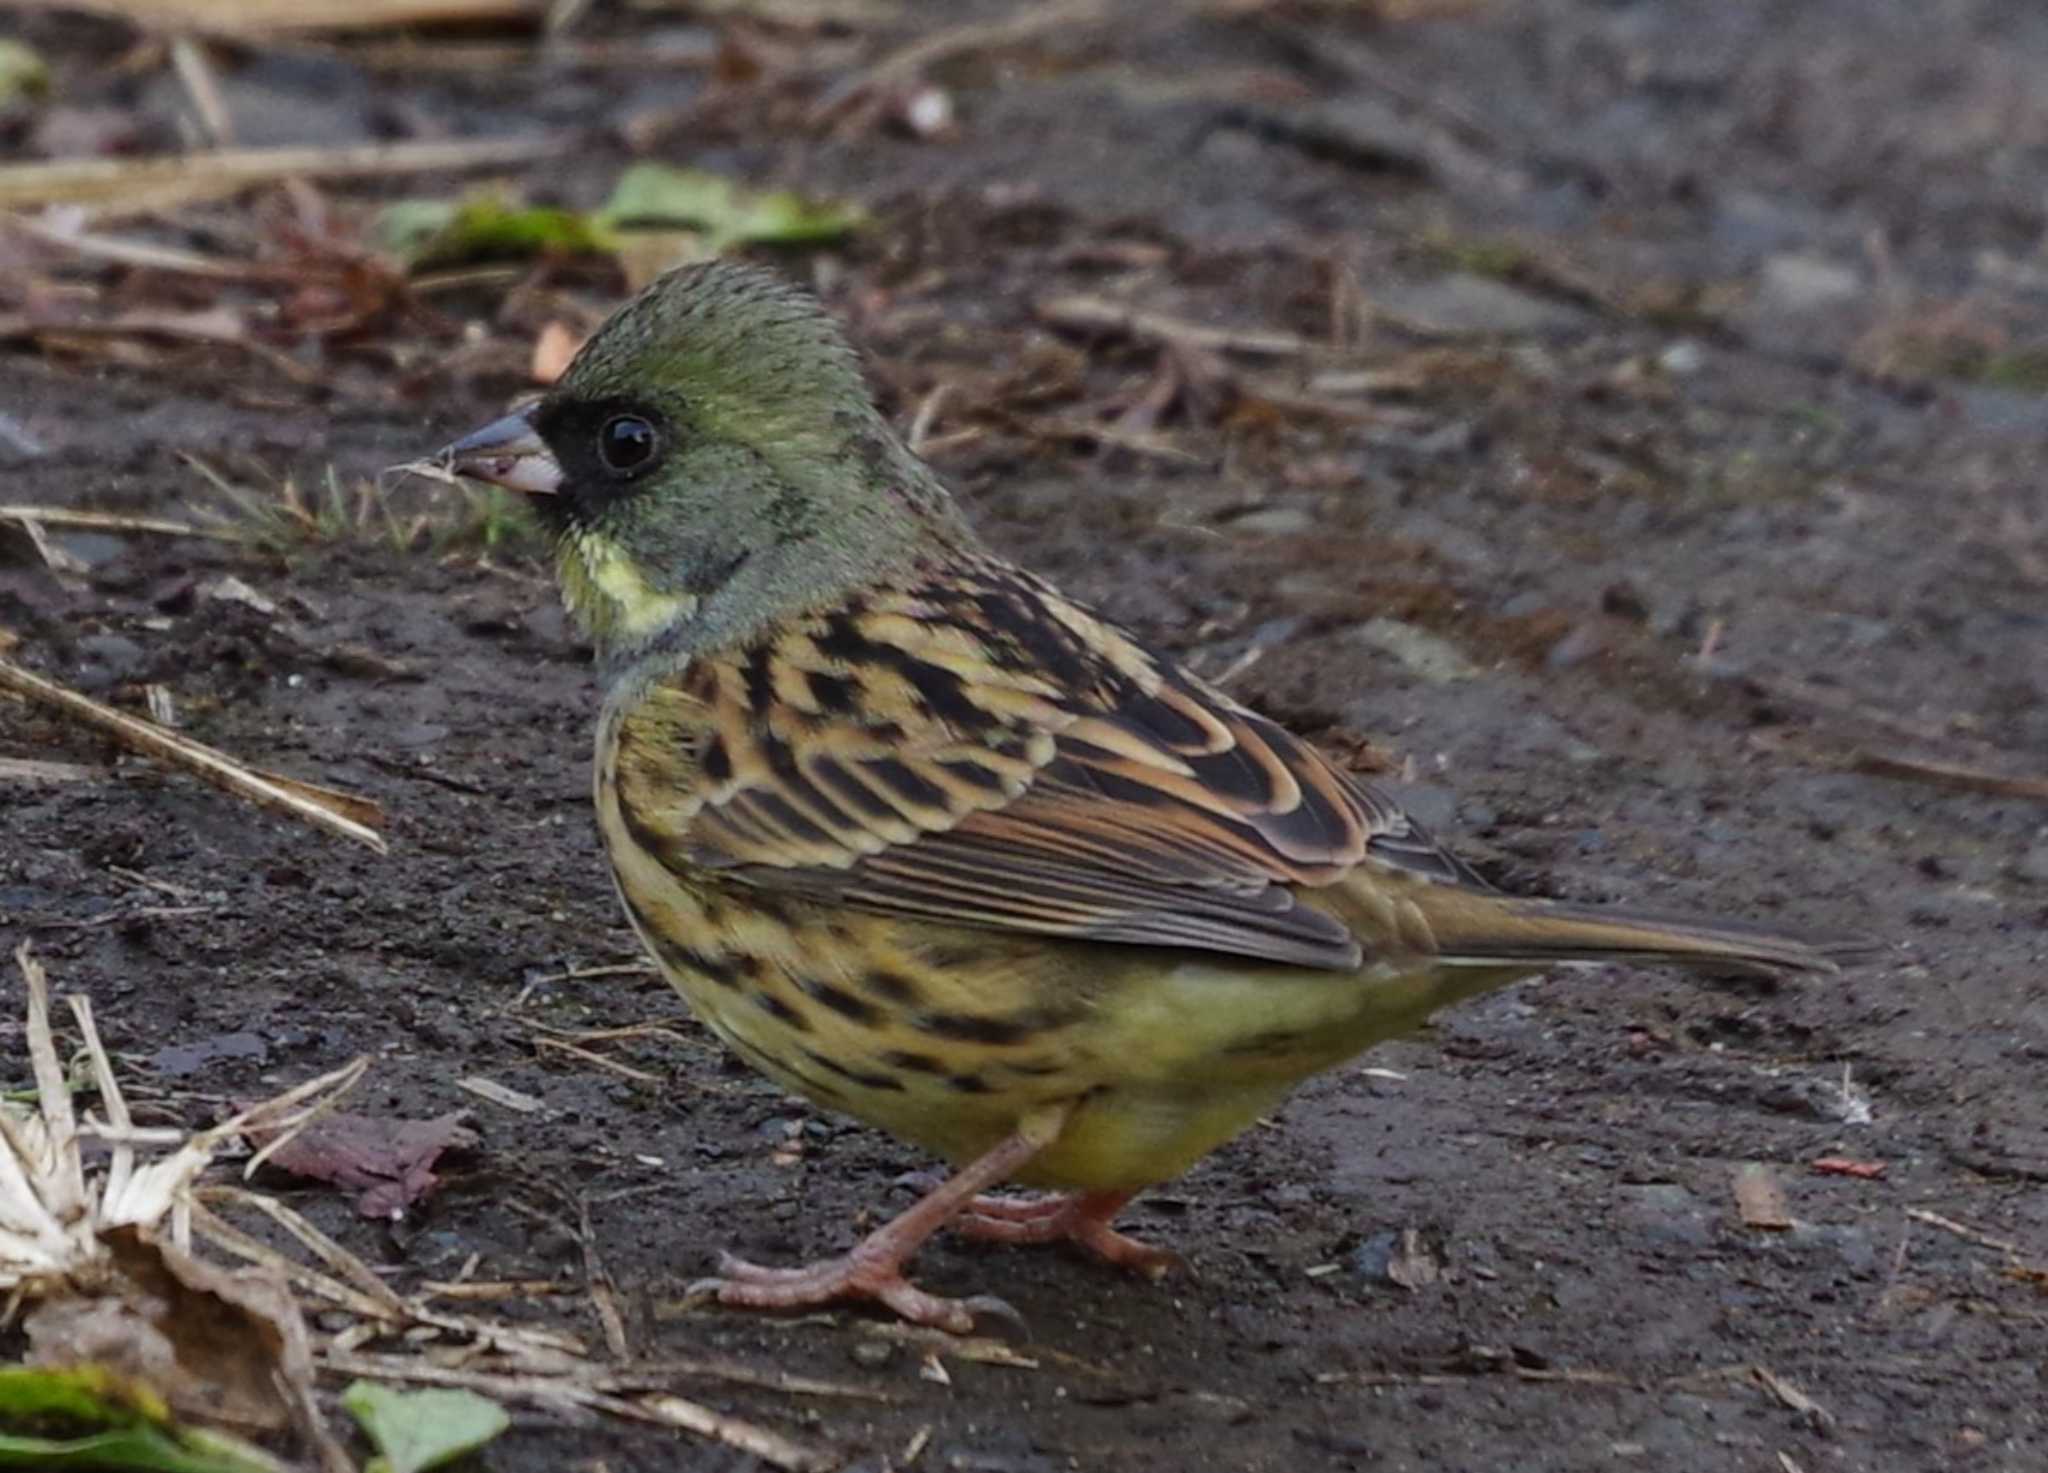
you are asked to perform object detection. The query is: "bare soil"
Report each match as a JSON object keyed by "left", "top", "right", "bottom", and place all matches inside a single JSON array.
[{"left": 3, "top": 3, "right": 2046, "bottom": 1470}]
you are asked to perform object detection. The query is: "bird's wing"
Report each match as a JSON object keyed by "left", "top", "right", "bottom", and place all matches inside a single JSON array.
[{"left": 610, "top": 559, "right": 1482, "bottom": 971}]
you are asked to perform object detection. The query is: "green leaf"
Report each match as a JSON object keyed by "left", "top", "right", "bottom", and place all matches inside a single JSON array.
[
  {"left": 0, "top": 1367, "right": 284, "bottom": 1473},
  {"left": 373, "top": 167, "right": 861, "bottom": 275},
  {"left": 372, "top": 191, "right": 614, "bottom": 269},
  {"left": 599, "top": 163, "right": 864, "bottom": 252},
  {"left": 343, "top": 1382, "right": 510, "bottom": 1473},
  {"left": 0, "top": 1428, "right": 284, "bottom": 1473},
  {"left": 0, "top": 1365, "right": 169, "bottom": 1432},
  {"left": 0, "top": 41, "right": 51, "bottom": 108}
]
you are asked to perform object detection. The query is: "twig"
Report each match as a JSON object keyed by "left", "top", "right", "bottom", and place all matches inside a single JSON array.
[
  {"left": 812, "top": 0, "right": 1108, "bottom": 121},
  {"left": 1736, "top": 670, "right": 1960, "bottom": 750},
  {"left": 1035, "top": 292, "right": 1319, "bottom": 359},
  {"left": 498, "top": 960, "right": 656, "bottom": 1011},
  {"left": 0, "top": 134, "right": 568, "bottom": 214},
  {"left": 1669, "top": 1364, "right": 1833, "bottom": 1427},
  {"left": 1905, "top": 1207, "right": 2022, "bottom": 1256},
  {"left": 1314, "top": 1365, "right": 1632, "bottom": 1388},
  {"left": 0, "top": 656, "right": 387, "bottom": 852},
  {"left": 1848, "top": 751, "right": 2048, "bottom": 803},
  {"left": 532, "top": 1036, "right": 664, "bottom": 1086},
  {"left": 19, "top": 0, "right": 547, "bottom": 37}
]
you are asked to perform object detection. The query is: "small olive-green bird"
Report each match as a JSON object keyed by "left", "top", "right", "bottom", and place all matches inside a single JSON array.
[{"left": 441, "top": 260, "right": 1847, "bottom": 1331}]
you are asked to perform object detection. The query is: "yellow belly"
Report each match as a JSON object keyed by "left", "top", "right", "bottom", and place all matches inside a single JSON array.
[{"left": 601, "top": 791, "right": 1531, "bottom": 1192}]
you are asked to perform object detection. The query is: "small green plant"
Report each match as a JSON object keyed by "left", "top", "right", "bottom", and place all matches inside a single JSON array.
[{"left": 184, "top": 456, "right": 541, "bottom": 558}]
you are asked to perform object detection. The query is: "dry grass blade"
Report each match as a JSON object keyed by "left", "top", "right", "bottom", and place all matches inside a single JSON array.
[
  {"left": 0, "top": 135, "right": 568, "bottom": 215},
  {"left": 655, "top": 0, "right": 902, "bottom": 24},
  {"left": 0, "top": 655, "right": 388, "bottom": 852},
  {"left": 6, "top": 951, "right": 871, "bottom": 1466},
  {"left": 321, "top": 1353, "right": 838, "bottom": 1472},
  {"left": 169, "top": 35, "right": 235, "bottom": 146},
  {"left": 0, "top": 757, "right": 102, "bottom": 782},
  {"left": 21, "top": 0, "right": 546, "bottom": 36},
  {"left": 1035, "top": 293, "right": 1321, "bottom": 359},
  {"left": 419, "top": 1278, "right": 576, "bottom": 1301},
  {"left": 5, "top": 944, "right": 91, "bottom": 1255},
  {"left": 189, "top": 1194, "right": 427, "bottom": 1324},
  {"left": 1905, "top": 1206, "right": 2022, "bottom": 1256},
  {"left": 197, "top": 1189, "right": 590, "bottom": 1356},
  {"left": 6, "top": 513, "right": 87, "bottom": 579},
  {"left": 1849, "top": 750, "right": 2048, "bottom": 803},
  {"left": 631, "top": 1393, "right": 835, "bottom": 1472},
  {"left": 248, "top": 769, "right": 387, "bottom": 831},
  {"left": 337, "top": 35, "right": 725, "bottom": 72},
  {"left": 0, "top": 504, "right": 236, "bottom": 539},
  {"left": 2, "top": 212, "right": 291, "bottom": 279},
  {"left": 532, "top": 1036, "right": 665, "bottom": 1085},
  {"left": 0, "top": 307, "right": 329, "bottom": 384},
  {"left": 605, "top": 1357, "right": 899, "bottom": 1403},
  {"left": 815, "top": 0, "right": 1107, "bottom": 120},
  {"left": 3, "top": 944, "right": 357, "bottom": 1471}
]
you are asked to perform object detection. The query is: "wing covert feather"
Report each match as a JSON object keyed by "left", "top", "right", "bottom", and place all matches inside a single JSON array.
[{"left": 608, "top": 558, "right": 1479, "bottom": 971}]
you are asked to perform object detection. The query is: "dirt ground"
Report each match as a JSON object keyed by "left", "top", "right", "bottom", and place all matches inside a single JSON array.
[{"left": 3, "top": 2, "right": 2046, "bottom": 1469}]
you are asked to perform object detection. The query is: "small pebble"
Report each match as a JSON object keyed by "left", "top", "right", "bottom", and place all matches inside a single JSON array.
[{"left": 1658, "top": 339, "right": 1706, "bottom": 376}]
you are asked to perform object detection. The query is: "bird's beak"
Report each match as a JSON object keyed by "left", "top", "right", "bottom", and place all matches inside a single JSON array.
[{"left": 438, "top": 404, "right": 562, "bottom": 496}]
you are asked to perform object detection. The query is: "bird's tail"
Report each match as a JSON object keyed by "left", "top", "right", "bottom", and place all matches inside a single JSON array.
[{"left": 1410, "top": 889, "right": 1863, "bottom": 977}]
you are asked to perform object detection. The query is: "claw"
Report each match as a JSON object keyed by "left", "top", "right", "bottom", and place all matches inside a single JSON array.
[{"left": 958, "top": 1293, "right": 1029, "bottom": 1335}]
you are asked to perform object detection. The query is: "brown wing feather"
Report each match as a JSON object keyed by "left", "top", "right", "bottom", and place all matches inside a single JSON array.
[{"left": 609, "top": 557, "right": 1476, "bottom": 971}]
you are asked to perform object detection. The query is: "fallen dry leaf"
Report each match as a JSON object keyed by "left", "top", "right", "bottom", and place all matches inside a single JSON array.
[
  {"left": 1384, "top": 1227, "right": 1444, "bottom": 1290},
  {"left": 1811, "top": 1156, "right": 1887, "bottom": 1179},
  {"left": 3, "top": 942, "right": 357, "bottom": 1469},
  {"left": 530, "top": 320, "right": 582, "bottom": 384},
  {"left": 245, "top": 1110, "right": 478, "bottom": 1220},
  {"left": 1733, "top": 1162, "right": 1793, "bottom": 1230},
  {"left": 25, "top": 1226, "right": 316, "bottom": 1436}
]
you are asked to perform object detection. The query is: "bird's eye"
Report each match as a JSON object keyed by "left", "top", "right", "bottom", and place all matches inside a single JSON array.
[{"left": 597, "top": 414, "right": 658, "bottom": 475}]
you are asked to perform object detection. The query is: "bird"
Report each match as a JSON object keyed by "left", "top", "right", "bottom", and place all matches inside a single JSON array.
[{"left": 437, "top": 259, "right": 1851, "bottom": 1332}]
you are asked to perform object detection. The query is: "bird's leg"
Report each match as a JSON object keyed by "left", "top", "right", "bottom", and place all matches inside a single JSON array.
[
  {"left": 952, "top": 1189, "right": 1183, "bottom": 1279},
  {"left": 691, "top": 1104, "right": 1070, "bottom": 1333}
]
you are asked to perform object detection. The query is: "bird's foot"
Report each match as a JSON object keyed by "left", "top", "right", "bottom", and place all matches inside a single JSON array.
[
  {"left": 953, "top": 1190, "right": 1184, "bottom": 1279},
  {"left": 691, "top": 1111, "right": 1070, "bottom": 1333},
  {"left": 690, "top": 1250, "right": 1020, "bottom": 1333}
]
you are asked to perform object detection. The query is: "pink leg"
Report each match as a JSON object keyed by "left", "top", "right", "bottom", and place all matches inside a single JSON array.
[
  {"left": 953, "top": 1189, "right": 1184, "bottom": 1279},
  {"left": 691, "top": 1111, "right": 1064, "bottom": 1333}
]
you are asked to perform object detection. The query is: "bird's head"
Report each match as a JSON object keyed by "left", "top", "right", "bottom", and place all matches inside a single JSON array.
[{"left": 437, "top": 260, "right": 968, "bottom": 667}]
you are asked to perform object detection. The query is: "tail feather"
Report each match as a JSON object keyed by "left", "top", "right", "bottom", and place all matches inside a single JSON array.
[{"left": 1413, "top": 891, "right": 1863, "bottom": 977}]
